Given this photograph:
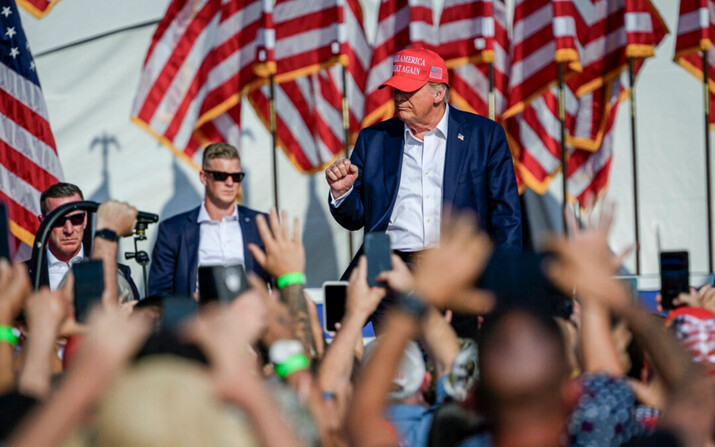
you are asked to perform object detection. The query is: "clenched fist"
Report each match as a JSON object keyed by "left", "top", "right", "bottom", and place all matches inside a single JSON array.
[{"left": 325, "top": 159, "right": 359, "bottom": 199}]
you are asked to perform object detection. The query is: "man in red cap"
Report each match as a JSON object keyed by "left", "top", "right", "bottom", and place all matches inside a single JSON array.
[{"left": 325, "top": 48, "right": 521, "bottom": 330}]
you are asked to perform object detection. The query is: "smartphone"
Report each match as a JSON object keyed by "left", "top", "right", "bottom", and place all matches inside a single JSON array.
[
  {"left": 161, "top": 295, "right": 198, "bottom": 331},
  {"left": 660, "top": 251, "right": 689, "bottom": 310},
  {"left": 364, "top": 232, "right": 392, "bottom": 287},
  {"left": 198, "top": 264, "right": 250, "bottom": 305},
  {"left": 72, "top": 260, "right": 104, "bottom": 323},
  {"left": 0, "top": 201, "right": 9, "bottom": 260},
  {"left": 477, "top": 249, "right": 570, "bottom": 318},
  {"left": 323, "top": 281, "right": 348, "bottom": 332}
]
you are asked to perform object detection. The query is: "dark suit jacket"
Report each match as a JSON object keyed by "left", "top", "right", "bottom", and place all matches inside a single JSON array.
[
  {"left": 330, "top": 106, "right": 522, "bottom": 248},
  {"left": 26, "top": 254, "right": 140, "bottom": 300},
  {"left": 148, "top": 205, "right": 269, "bottom": 297}
]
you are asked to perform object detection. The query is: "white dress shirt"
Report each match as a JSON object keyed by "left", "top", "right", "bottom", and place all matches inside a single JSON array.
[
  {"left": 47, "top": 245, "right": 84, "bottom": 291},
  {"left": 197, "top": 202, "right": 245, "bottom": 268},
  {"left": 331, "top": 106, "right": 449, "bottom": 251}
]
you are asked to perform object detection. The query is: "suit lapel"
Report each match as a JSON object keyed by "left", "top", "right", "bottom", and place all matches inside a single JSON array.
[
  {"left": 237, "top": 207, "right": 255, "bottom": 273},
  {"left": 185, "top": 208, "right": 200, "bottom": 293},
  {"left": 443, "top": 106, "right": 468, "bottom": 205}
]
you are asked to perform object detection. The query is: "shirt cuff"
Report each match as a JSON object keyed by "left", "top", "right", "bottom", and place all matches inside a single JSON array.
[{"left": 329, "top": 187, "right": 353, "bottom": 208}]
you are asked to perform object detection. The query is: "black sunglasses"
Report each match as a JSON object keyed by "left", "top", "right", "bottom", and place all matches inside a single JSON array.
[
  {"left": 204, "top": 170, "right": 245, "bottom": 183},
  {"left": 52, "top": 212, "right": 86, "bottom": 228}
]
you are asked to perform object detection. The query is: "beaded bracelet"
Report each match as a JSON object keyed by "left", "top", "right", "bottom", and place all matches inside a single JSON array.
[{"left": 0, "top": 325, "right": 18, "bottom": 347}]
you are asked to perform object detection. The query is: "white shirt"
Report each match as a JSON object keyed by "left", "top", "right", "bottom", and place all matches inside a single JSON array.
[
  {"left": 331, "top": 106, "right": 448, "bottom": 251},
  {"left": 197, "top": 202, "right": 245, "bottom": 268},
  {"left": 47, "top": 245, "right": 84, "bottom": 291}
]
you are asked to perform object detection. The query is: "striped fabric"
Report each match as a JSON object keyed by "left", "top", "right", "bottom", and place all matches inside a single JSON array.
[
  {"left": 16, "top": 0, "right": 59, "bottom": 18},
  {"left": 362, "top": 0, "right": 438, "bottom": 128},
  {"left": 0, "top": 0, "right": 63, "bottom": 247},
  {"left": 505, "top": 0, "right": 666, "bottom": 204},
  {"left": 439, "top": 0, "right": 509, "bottom": 120},
  {"left": 131, "top": 0, "right": 267, "bottom": 166},
  {"left": 675, "top": 0, "right": 715, "bottom": 127},
  {"left": 248, "top": 0, "right": 370, "bottom": 173}
]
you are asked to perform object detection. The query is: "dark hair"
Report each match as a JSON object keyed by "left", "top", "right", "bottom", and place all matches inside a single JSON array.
[
  {"left": 40, "top": 182, "right": 84, "bottom": 216},
  {"left": 202, "top": 143, "right": 240, "bottom": 169}
]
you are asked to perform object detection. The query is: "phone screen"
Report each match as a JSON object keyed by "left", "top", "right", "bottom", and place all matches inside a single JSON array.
[
  {"left": 660, "top": 251, "right": 689, "bottom": 310},
  {"left": 323, "top": 282, "right": 348, "bottom": 332},
  {"left": 477, "top": 249, "right": 570, "bottom": 319},
  {"left": 161, "top": 295, "right": 198, "bottom": 331},
  {"left": 0, "top": 201, "right": 10, "bottom": 261},
  {"left": 73, "top": 260, "right": 104, "bottom": 323},
  {"left": 198, "top": 264, "right": 250, "bottom": 305},
  {"left": 364, "top": 232, "right": 392, "bottom": 287}
]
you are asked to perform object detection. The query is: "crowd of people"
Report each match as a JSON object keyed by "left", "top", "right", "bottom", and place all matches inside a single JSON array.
[
  {"left": 2, "top": 47, "right": 715, "bottom": 447},
  {"left": 0, "top": 198, "right": 714, "bottom": 447}
]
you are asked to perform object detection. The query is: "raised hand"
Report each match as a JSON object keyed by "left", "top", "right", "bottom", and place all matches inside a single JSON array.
[
  {"left": 95, "top": 200, "right": 138, "bottom": 237},
  {"left": 325, "top": 159, "right": 359, "bottom": 199},
  {"left": 413, "top": 213, "right": 494, "bottom": 314},
  {"left": 248, "top": 209, "right": 305, "bottom": 277}
]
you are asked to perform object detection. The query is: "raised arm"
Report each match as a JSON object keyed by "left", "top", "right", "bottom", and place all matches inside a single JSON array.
[{"left": 248, "top": 210, "right": 313, "bottom": 356}]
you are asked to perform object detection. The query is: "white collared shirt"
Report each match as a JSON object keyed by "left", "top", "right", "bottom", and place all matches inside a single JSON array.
[
  {"left": 47, "top": 245, "right": 84, "bottom": 291},
  {"left": 332, "top": 106, "right": 449, "bottom": 251},
  {"left": 388, "top": 106, "right": 448, "bottom": 251},
  {"left": 197, "top": 202, "right": 245, "bottom": 268}
]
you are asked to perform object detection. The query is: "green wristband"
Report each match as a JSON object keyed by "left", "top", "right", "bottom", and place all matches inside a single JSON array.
[
  {"left": 276, "top": 272, "right": 306, "bottom": 289},
  {"left": 0, "top": 326, "right": 18, "bottom": 347},
  {"left": 274, "top": 352, "right": 310, "bottom": 378}
]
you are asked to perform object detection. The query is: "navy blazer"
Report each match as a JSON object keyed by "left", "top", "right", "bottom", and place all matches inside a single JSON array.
[
  {"left": 148, "top": 205, "right": 270, "bottom": 297},
  {"left": 330, "top": 106, "right": 522, "bottom": 248}
]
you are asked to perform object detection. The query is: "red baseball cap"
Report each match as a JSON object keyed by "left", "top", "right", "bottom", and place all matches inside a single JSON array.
[{"left": 379, "top": 47, "right": 449, "bottom": 92}]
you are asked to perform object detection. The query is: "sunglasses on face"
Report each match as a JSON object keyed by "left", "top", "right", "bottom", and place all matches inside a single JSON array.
[
  {"left": 52, "top": 212, "right": 86, "bottom": 228},
  {"left": 204, "top": 170, "right": 245, "bottom": 183}
]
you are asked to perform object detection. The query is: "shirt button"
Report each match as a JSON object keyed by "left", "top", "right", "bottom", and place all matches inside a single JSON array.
[
  {"left": 425, "top": 171, "right": 429, "bottom": 175},
  {"left": 427, "top": 218, "right": 431, "bottom": 223},
  {"left": 426, "top": 194, "right": 430, "bottom": 199}
]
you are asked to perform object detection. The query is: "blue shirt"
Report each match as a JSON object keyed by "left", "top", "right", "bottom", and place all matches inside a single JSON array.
[{"left": 386, "top": 376, "right": 448, "bottom": 447}]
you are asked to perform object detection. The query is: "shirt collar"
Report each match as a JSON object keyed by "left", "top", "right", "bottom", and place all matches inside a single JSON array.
[
  {"left": 46, "top": 244, "right": 84, "bottom": 267},
  {"left": 197, "top": 201, "right": 238, "bottom": 224},
  {"left": 403, "top": 104, "right": 450, "bottom": 142}
]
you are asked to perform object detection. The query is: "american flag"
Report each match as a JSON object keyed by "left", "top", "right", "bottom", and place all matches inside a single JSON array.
[
  {"left": 248, "top": 0, "right": 370, "bottom": 172},
  {"left": 438, "top": 0, "right": 509, "bottom": 120},
  {"left": 16, "top": 0, "right": 58, "bottom": 18},
  {"left": 505, "top": 0, "right": 666, "bottom": 204},
  {"left": 131, "top": 0, "right": 267, "bottom": 164},
  {"left": 0, "top": 0, "right": 63, "bottom": 247},
  {"left": 362, "top": 0, "right": 438, "bottom": 128},
  {"left": 675, "top": 0, "right": 715, "bottom": 127}
]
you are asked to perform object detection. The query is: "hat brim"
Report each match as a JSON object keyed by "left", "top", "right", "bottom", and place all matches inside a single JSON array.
[{"left": 378, "top": 75, "right": 427, "bottom": 93}]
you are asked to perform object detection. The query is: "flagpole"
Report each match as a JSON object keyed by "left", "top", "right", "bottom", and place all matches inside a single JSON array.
[
  {"left": 341, "top": 64, "right": 354, "bottom": 259},
  {"left": 557, "top": 62, "right": 568, "bottom": 235},
  {"left": 628, "top": 57, "right": 641, "bottom": 275},
  {"left": 488, "top": 62, "right": 495, "bottom": 121},
  {"left": 703, "top": 49, "right": 714, "bottom": 273},
  {"left": 269, "top": 73, "right": 280, "bottom": 211}
]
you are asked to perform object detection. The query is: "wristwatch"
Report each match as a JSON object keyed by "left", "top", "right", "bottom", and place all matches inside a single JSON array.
[
  {"left": 95, "top": 228, "right": 119, "bottom": 243},
  {"left": 397, "top": 293, "right": 429, "bottom": 320}
]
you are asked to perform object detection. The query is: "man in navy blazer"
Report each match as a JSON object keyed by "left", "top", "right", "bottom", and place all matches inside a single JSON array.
[
  {"left": 148, "top": 143, "right": 269, "bottom": 297},
  {"left": 327, "top": 48, "right": 521, "bottom": 257},
  {"left": 326, "top": 48, "right": 520, "bottom": 332}
]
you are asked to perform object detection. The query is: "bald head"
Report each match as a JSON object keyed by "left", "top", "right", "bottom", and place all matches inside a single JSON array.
[{"left": 478, "top": 310, "right": 572, "bottom": 418}]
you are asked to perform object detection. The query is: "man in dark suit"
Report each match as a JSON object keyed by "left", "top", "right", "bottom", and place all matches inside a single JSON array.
[
  {"left": 326, "top": 48, "right": 521, "bottom": 332},
  {"left": 27, "top": 182, "right": 140, "bottom": 300},
  {"left": 148, "top": 143, "right": 269, "bottom": 297}
]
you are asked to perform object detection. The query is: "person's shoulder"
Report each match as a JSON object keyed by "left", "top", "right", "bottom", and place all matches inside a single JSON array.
[{"left": 159, "top": 206, "right": 200, "bottom": 229}]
